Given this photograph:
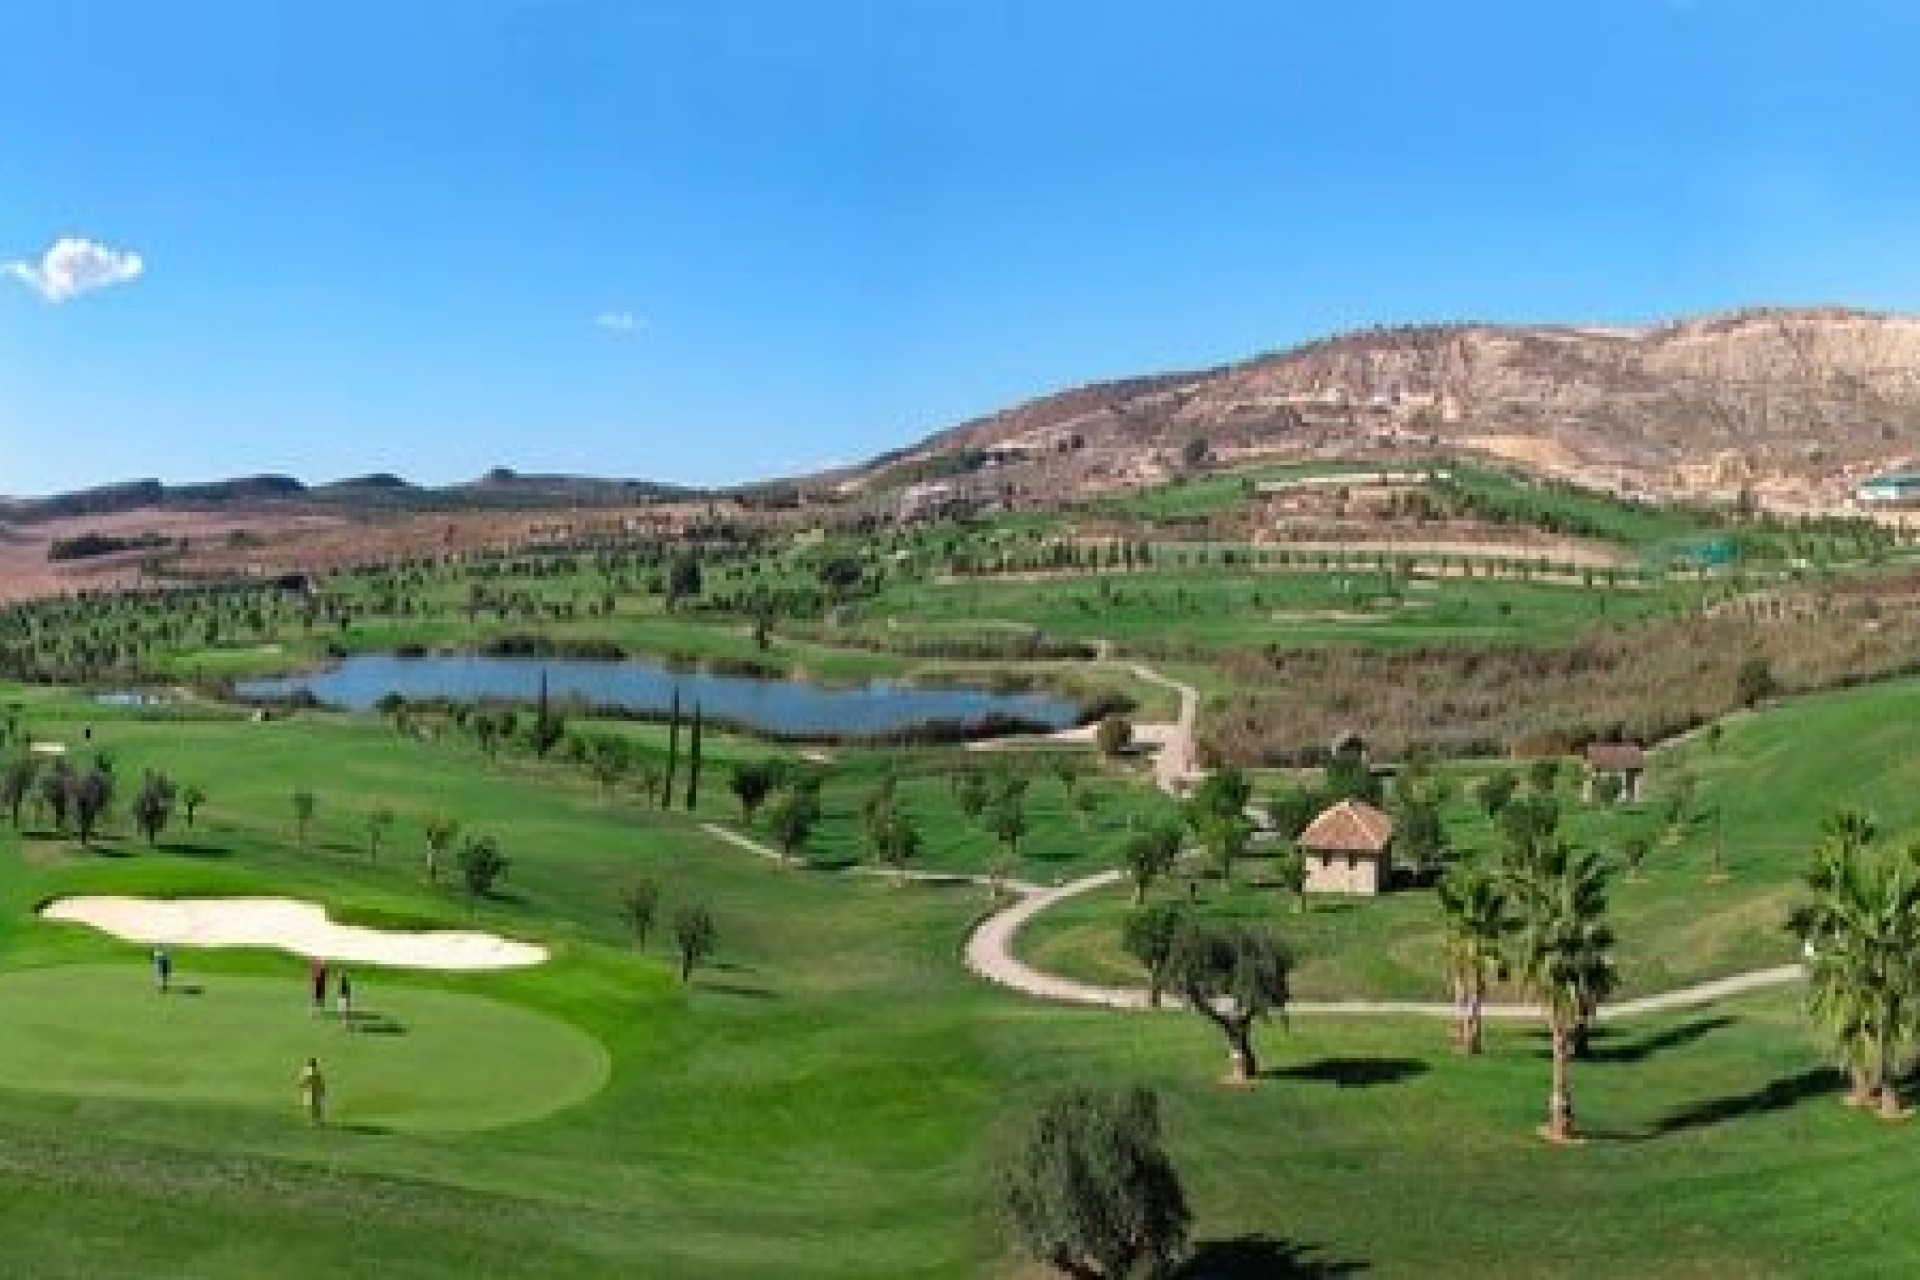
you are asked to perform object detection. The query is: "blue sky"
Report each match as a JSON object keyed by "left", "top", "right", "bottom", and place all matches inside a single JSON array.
[{"left": 5, "top": 0, "right": 1920, "bottom": 496}]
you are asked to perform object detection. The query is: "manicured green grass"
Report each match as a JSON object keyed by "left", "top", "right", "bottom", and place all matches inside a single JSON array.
[
  {"left": 1024, "top": 676, "right": 1920, "bottom": 1003},
  {"left": 0, "top": 964, "right": 608, "bottom": 1131},
  {"left": 855, "top": 567, "right": 1697, "bottom": 653},
  {"left": 4, "top": 681, "right": 1920, "bottom": 1275}
]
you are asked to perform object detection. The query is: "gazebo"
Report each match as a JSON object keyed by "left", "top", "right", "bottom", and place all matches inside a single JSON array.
[{"left": 1298, "top": 798, "right": 1396, "bottom": 895}]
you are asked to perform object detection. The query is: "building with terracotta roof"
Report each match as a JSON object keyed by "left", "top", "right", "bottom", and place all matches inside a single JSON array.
[
  {"left": 1583, "top": 742, "right": 1646, "bottom": 802},
  {"left": 1298, "top": 798, "right": 1396, "bottom": 895}
]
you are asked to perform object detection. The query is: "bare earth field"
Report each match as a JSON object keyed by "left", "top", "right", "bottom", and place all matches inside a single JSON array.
[{"left": 0, "top": 507, "right": 347, "bottom": 604}]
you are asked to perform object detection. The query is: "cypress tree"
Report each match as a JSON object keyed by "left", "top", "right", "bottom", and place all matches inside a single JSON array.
[
  {"left": 685, "top": 702, "right": 703, "bottom": 810},
  {"left": 663, "top": 690, "right": 681, "bottom": 807}
]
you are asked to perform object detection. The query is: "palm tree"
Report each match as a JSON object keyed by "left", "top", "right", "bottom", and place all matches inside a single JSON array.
[
  {"left": 1794, "top": 827, "right": 1920, "bottom": 1119},
  {"left": 1792, "top": 809, "right": 1879, "bottom": 1106},
  {"left": 1437, "top": 865, "right": 1507, "bottom": 1055},
  {"left": 1506, "top": 842, "right": 1615, "bottom": 1142}
]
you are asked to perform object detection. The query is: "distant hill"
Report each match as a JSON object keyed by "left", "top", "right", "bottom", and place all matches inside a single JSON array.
[
  {"left": 13, "top": 307, "right": 1920, "bottom": 522},
  {"left": 863, "top": 307, "right": 1920, "bottom": 505},
  {"left": 0, "top": 470, "right": 699, "bottom": 523}
]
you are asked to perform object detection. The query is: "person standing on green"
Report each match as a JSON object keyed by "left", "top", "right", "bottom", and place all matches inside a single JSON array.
[{"left": 297, "top": 1057, "right": 327, "bottom": 1125}]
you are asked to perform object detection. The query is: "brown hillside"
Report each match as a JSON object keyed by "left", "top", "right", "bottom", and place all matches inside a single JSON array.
[{"left": 877, "top": 307, "right": 1920, "bottom": 506}]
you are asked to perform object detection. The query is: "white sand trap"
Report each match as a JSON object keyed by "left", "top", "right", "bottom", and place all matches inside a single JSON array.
[{"left": 39, "top": 896, "right": 548, "bottom": 971}]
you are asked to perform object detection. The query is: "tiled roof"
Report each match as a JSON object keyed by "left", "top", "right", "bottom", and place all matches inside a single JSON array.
[
  {"left": 1299, "top": 799, "right": 1395, "bottom": 854},
  {"left": 1585, "top": 743, "right": 1645, "bottom": 770}
]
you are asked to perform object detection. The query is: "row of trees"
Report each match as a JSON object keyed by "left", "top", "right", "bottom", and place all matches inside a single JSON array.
[
  {"left": 1, "top": 750, "right": 208, "bottom": 849},
  {"left": 286, "top": 788, "right": 511, "bottom": 902}
]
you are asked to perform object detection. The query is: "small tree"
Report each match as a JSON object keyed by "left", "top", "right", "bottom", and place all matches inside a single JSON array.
[
  {"left": 1051, "top": 757, "right": 1081, "bottom": 802},
  {"left": 457, "top": 834, "right": 510, "bottom": 903},
  {"left": 621, "top": 880, "right": 660, "bottom": 948},
  {"left": 40, "top": 759, "right": 73, "bottom": 834},
  {"left": 588, "top": 737, "right": 629, "bottom": 801},
  {"left": 1123, "top": 902, "right": 1188, "bottom": 1008},
  {"left": 1188, "top": 808, "right": 1251, "bottom": 884},
  {"left": 424, "top": 814, "right": 461, "bottom": 884},
  {"left": 870, "top": 808, "right": 923, "bottom": 884},
  {"left": 729, "top": 760, "right": 778, "bottom": 821},
  {"left": 181, "top": 783, "right": 207, "bottom": 828},
  {"left": 72, "top": 767, "right": 114, "bottom": 846},
  {"left": 132, "top": 771, "right": 177, "bottom": 847},
  {"left": 998, "top": 1085, "right": 1191, "bottom": 1279},
  {"left": 1071, "top": 787, "right": 1100, "bottom": 830},
  {"left": 767, "top": 789, "right": 820, "bottom": 864},
  {"left": 1394, "top": 794, "right": 1450, "bottom": 881},
  {"left": 1622, "top": 833, "right": 1651, "bottom": 879},
  {"left": 1121, "top": 825, "right": 1182, "bottom": 904},
  {"left": 291, "top": 788, "right": 317, "bottom": 852},
  {"left": 1169, "top": 920, "right": 1292, "bottom": 1084},
  {"left": 1265, "top": 785, "right": 1321, "bottom": 841},
  {"left": 988, "top": 798, "right": 1029, "bottom": 863},
  {"left": 1273, "top": 840, "right": 1310, "bottom": 911},
  {"left": 1, "top": 756, "right": 37, "bottom": 828},
  {"left": 1437, "top": 865, "right": 1509, "bottom": 1055},
  {"left": 1095, "top": 715, "right": 1133, "bottom": 759},
  {"left": 672, "top": 904, "right": 717, "bottom": 982},
  {"left": 955, "top": 769, "right": 992, "bottom": 820},
  {"left": 365, "top": 804, "right": 395, "bottom": 861}
]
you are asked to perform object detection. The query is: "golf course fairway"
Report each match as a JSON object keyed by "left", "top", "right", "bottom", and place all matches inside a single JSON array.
[{"left": 0, "top": 965, "right": 610, "bottom": 1132}]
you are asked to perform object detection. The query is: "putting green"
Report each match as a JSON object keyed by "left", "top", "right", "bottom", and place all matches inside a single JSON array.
[{"left": 0, "top": 965, "right": 610, "bottom": 1132}]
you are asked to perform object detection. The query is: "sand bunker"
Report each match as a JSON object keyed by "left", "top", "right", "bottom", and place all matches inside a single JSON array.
[{"left": 39, "top": 896, "right": 547, "bottom": 971}]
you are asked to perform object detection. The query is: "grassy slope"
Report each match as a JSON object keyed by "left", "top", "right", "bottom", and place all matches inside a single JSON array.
[
  {"left": 1023, "top": 676, "right": 1920, "bottom": 1002},
  {"left": 1, "top": 686, "right": 1917, "bottom": 1274}
]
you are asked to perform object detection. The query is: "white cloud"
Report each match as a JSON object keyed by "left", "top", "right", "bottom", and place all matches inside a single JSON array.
[
  {"left": 4, "top": 235, "right": 145, "bottom": 303},
  {"left": 593, "top": 309, "right": 643, "bottom": 335}
]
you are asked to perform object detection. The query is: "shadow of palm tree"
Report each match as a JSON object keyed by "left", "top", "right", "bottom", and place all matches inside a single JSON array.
[
  {"left": 1266, "top": 1058, "right": 1428, "bottom": 1088},
  {"left": 1582, "top": 1014, "right": 1736, "bottom": 1064},
  {"left": 1652, "top": 1066, "right": 1837, "bottom": 1135},
  {"left": 1176, "top": 1235, "right": 1369, "bottom": 1277}
]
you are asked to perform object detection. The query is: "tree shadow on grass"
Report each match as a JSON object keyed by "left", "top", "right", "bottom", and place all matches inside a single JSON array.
[
  {"left": 343, "top": 1010, "right": 406, "bottom": 1035},
  {"left": 1650, "top": 1066, "right": 1837, "bottom": 1136},
  {"left": 698, "top": 981, "right": 777, "bottom": 1000},
  {"left": 1581, "top": 1014, "right": 1736, "bottom": 1064},
  {"left": 159, "top": 841, "right": 230, "bottom": 859},
  {"left": 1266, "top": 1057, "right": 1428, "bottom": 1089},
  {"left": 1176, "top": 1235, "right": 1369, "bottom": 1277}
]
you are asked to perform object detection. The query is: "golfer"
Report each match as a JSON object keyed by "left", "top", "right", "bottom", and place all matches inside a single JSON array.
[
  {"left": 151, "top": 946, "right": 172, "bottom": 995},
  {"left": 297, "top": 1057, "right": 327, "bottom": 1125},
  {"left": 336, "top": 970, "right": 354, "bottom": 1026}
]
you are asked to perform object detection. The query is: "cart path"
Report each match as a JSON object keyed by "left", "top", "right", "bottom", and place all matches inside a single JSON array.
[
  {"left": 963, "top": 869, "right": 1804, "bottom": 1019},
  {"left": 701, "top": 827, "right": 1805, "bottom": 1022}
]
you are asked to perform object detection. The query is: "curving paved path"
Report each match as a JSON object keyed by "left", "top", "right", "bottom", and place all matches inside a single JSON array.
[
  {"left": 702, "top": 824, "right": 1805, "bottom": 1023},
  {"left": 959, "top": 868, "right": 1806, "bottom": 1021},
  {"left": 704, "top": 644, "right": 1803, "bottom": 1024},
  {"left": 963, "top": 639, "right": 1201, "bottom": 795}
]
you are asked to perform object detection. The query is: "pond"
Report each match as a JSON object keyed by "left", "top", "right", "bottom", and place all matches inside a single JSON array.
[{"left": 235, "top": 653, "right": 1084, "bottom": 739}]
